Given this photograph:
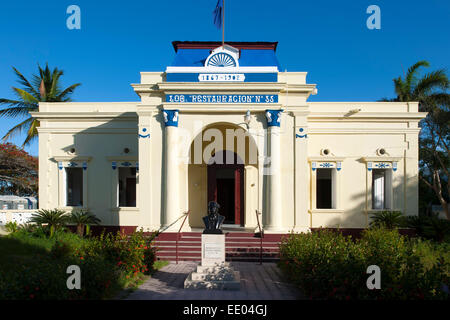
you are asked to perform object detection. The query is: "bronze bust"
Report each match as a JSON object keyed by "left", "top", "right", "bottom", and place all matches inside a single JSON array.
[{"left": 202, "top": 201, "right": 225, "bottom": 234}]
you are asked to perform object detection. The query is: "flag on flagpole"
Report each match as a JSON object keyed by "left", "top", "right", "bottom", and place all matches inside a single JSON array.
[{"left": 213, "top": 0, "right": 223, "bottom": 29}]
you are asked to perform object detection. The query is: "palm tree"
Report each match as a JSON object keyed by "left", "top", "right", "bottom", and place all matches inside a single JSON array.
[
  {"left": 380, "top": 60, "right": 449, "bottom": 110},
  {"left": 0, "top": 63, "right": 81, "bottom": 146},
  {"left": 30, "top": 209, "right": 70, "bottom": 237},
  {"left": 381, "top": 60, "right": 450, "bottom": 220},
  {"left": 70, "top": 209, "right": 101, "bottom": 237}
]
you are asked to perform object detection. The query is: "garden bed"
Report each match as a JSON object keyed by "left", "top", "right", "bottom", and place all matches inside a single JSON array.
[
  {"left": 0, "top": 228, "right": 164, "bottom": 300},
  {"left": 279, "top": 228, "right": 449, "bottom": 300}
]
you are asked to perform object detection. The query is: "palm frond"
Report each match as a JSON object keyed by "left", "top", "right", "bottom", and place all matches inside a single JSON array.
[
  {"left": 11, "top": 67, "right": 39, "bottom": 97},
  {"left": 22, "top": 119, "right": 39, "bottom": 147},
  {"left": 49, "top": 68, "right": 63, "bottom": 98},
  {"left": 405, "top": 60, "right": 429, "bottom": 92},
  {"left": 413, "top": 70, "right": 449, "bottom": 97},
  {"left": 58, "top": 83, "right": 81, "bottom": 101},
  {"left": 12, "top": 87, "right": 40, "bottom": 104},
  {"left": 0, "top": 98, "right": 37, "bottom": 115},
  {"left": 393, "top": 77, "right": 408, "bottom": 101},
  {"left": 1, "top": 117, "right": 34, "bottom": 142},
  {"left": 0, "top": 105, "right": 36, "bottom": 118}
]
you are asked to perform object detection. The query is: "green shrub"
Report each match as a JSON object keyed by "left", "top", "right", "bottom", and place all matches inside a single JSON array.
[
  {"left": 4, "top": 221, "right": 19, "bottom": 233},
  {"left": 404, "top": 214, "right": 450, "bottom": 242},
  {"left": 79, "top": 229, "right": 158, "bottom": 278},
  {"left": 30, "top": 209, "right": 70, "bottom": 237},
  {"left": 279, "top": 228, "right": 449, "bottom": 300},
  {"left": 0, "top": 228, "right": 159, "bottom": 299},
  {"left": 369, "top": 210, "right": 404, "bottom": 229},
  {"left": 69, "top": 209, "right": 101, "bottom": 237}
]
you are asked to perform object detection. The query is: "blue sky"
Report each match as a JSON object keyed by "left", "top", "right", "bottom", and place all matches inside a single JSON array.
[{"left": 0, "top": 0, "right": 449, "bottom": 156}]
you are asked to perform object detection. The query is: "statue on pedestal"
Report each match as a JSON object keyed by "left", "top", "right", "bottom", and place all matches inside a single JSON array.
[{"left": 202, "top": 201, "right": 225, "bottom": 234}]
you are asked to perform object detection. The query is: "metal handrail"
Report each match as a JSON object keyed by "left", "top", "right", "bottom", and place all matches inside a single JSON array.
[
  {"left": 176, "top": 210, "right": 191, "bottom": 264},
  {"left": 255, "top": 210, "right": 264, "bottom": 265}
]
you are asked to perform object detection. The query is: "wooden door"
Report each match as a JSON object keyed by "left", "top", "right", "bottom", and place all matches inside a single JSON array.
[{"left": 234, "top": 166, "right": 244, "bottom": 225}]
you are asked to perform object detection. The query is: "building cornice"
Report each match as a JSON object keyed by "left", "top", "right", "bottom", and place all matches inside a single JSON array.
[
  {"left": 307, "top": 128, "right": 422, "bottom": 134},
  {"left": 157, "top": 82, "right": 285, "bottom": 92},
  {"left": 30, "top": 112, "right": 137, "bottom": 121},
  {"left": 37, "top": 128, "right": 137, "bottom": 134},
  {"left": 307, "top": 112, "right": 427, "bottom": 121},
  {"left": 132, "top": 82, "right": 316, "bottom": 94},
  {"left": 52, "top": 156, "right": 93, "bottom": 162}
]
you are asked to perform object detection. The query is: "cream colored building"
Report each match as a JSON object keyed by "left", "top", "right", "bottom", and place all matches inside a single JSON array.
[{"left": 31, "top": 41, "right": 426, "bottom": 234}]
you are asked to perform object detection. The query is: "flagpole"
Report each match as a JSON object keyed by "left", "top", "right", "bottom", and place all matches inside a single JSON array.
[{"left": 222, "top": 0, "right": 225, "bottom": 47}]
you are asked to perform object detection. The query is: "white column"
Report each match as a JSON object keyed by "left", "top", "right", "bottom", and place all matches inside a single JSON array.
[
  {"left": 293, "top": 111, "right": 310, "bottom": 232},
  {"left": 163, "top": 110, "right": 180, "bottom": 230},
  {"left": 265, "top": 110, "right": 283, "bottom": 232},
  {"left": 137, "top": 110, "right": 156, "bottom": 230}
]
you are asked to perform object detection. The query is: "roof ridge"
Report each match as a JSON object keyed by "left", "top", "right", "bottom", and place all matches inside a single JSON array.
[{"left": 172, "top": 41, "right": 278, "bottom": 52}]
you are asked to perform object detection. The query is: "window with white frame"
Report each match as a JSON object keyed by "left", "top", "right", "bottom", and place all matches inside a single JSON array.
[
  {"left": 118, "top": 167, "right": 137, "bottom": 207},
  {"left": 316, "top": 168, "right": 337, "bottom": 209},
  {"left": 66, "top": 167, "right": 83, "bottom": 206},
  {"left": 371, "top": 168, "right": 392, "bottom": 210},
  {"left": 56, "top": 159, "right": 89, "bottom": 208},
  {"left": 110, "top": 160, "right": 138, "bottom": 209},
  {"left": 310, "top": 159, "right": 343, "bottom": 212}
]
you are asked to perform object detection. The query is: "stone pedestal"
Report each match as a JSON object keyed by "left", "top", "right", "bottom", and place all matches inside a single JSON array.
[{"left": 184, "top": 234, "right": 240, "bottom": 290}]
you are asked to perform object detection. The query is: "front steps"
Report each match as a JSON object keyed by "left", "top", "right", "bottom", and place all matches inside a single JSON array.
[{"left": 153, "top": 232, "right": 284, "bottom": 262}]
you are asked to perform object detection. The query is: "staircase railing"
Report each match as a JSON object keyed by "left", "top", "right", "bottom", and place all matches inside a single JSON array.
[
  {"left": 153, "top": 210, "right": 191, "bottom": 264},
  {"left": 255, "top": 210, "right": 264, "bottom": 265},
  {"left": 175, "top": 210, "right": 191, "bottom": 264}
]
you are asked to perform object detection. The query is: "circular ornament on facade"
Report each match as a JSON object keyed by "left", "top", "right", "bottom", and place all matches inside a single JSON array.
[{"left": 206, "top": 52, "right": 237, "bottom": 67}]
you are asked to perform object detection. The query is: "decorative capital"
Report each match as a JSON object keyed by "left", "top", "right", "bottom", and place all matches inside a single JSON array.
[
  {"left": 163, "top": 109, "right": 179, "bottom": 127},
  {"left": 139, "top": 127, "right": 150, "bottom": 138},
  {"left": 295, "top": 127, "right": 308, "bottom": 139},
  {"left": 265, "top": 109, "right": 283, "bottom": 127}
]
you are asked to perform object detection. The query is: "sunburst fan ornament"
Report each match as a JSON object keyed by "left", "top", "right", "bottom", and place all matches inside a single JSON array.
[{"left": 206, "top": 52, "right": 236, "bottom": 67}]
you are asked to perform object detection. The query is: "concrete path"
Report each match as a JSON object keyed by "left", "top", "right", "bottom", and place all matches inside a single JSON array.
[{"left": 124, "top": 262, "right": 303, "bottom": 300}]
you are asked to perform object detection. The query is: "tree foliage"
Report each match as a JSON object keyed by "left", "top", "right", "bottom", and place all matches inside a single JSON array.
[
  {"left": 383, "top": 60, "right": 449, "bottom": 219},
  {"left": 0, "top": 143, "right": 38, "bottom": 196},
  {"left": 0, "top": 63, "right": 81, "bottom": 146}
]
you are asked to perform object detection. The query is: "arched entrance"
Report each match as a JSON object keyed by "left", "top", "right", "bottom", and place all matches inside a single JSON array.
[
  {"left": 207, "top": 151, "right": 244, "bottom": 225},
  {"left": 187, "top": 122, "right": 259, "bottom": 229}
]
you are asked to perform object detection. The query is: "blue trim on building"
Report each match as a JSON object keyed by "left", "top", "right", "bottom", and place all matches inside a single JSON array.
[
  {"left": 165, "top": 94, "right": 278, "bottom": 104},
  {"left": 163, "top": 109, "right": 179, "bottom": 127},
  {"left": 265, "top": 109, "right": 283, "bottom": 127}
]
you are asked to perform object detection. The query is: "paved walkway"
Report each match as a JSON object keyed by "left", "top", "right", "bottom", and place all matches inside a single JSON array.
[{"left": 124, "top": 262, "right": 303, "bottom": 300}]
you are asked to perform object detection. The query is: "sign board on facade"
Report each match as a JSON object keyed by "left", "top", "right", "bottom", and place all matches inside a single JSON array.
[{"left": 166, "top": 94, "right": 278, "bottom": 104}]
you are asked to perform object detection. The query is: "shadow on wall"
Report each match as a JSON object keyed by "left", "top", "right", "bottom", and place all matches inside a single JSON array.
[
  {"left": 314, "top": 171, "right": 418, "bottom": 237},
  {"left": 47, "top": 111, "right": 141, "bottom": 231}
]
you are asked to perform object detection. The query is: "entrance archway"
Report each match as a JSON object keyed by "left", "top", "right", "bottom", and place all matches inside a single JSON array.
[{"left": 187, "top": 122, "right": 259, "bottom": 229}]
